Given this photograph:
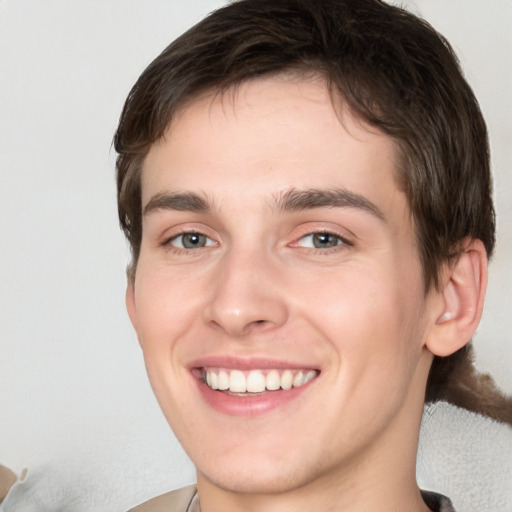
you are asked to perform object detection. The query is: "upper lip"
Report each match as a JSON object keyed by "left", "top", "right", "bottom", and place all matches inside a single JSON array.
[{"left": 188, "top": 355, "right": 320, "bottom": 371}]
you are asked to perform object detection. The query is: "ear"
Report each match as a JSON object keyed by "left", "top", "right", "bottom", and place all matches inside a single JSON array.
[
  {"left": 126, "top": 281, "right": 141, "bottom": 345},
  {"left": 425, "top": 238, "right": 488, "bottom": 357}
]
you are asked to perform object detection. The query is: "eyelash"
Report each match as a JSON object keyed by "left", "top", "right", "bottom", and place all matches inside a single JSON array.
[
  {"left": 291, "top": 231, "right": 353, "bottom": 254},
  {"left": 161, "top": 229, "right": 352, "bottom": 256},
  {"left": 163, "top": 231, "right": 216, "bottom": 253}
]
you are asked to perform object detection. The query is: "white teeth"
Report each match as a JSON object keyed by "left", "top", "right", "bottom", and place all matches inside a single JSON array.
[
  {"left": 293, "top": 370, "right": 304, "bottom": 387},
  {"left": 218, "top": 370, "right": 229, "bottom": 390},
  {"left": 204, "top": 368, "right": 318, "bottom": 393},
  {"left": 281, "top": 370, "right": 293, "bottom": 390},
  {"left": 246, "top": 370, "right": 266, "bottom": 393},
  {"left": 304, "top": 370, "right": 317, "bottom": 384},
  {"left": 229, "top": 370, "right": 247, "bottom": 393},
  {"left": 266, "top": 369, "right": 281, "bottom": 391},
  {"left": 210, "top": 371, "right": 218, "bottom": 390}
]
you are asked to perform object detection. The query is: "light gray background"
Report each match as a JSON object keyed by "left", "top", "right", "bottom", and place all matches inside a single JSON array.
[{"left": 1, "top": 1, "right": 511, "bottom": 511}]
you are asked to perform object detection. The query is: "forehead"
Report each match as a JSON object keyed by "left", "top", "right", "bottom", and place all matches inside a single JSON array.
[{"left": 141, "top": 75, "right": 409, "bottom": 223}]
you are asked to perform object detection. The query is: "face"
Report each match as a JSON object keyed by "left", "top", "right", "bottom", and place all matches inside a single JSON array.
[{"left": 127, "top": 76, "right": 437, "bottom": 495}]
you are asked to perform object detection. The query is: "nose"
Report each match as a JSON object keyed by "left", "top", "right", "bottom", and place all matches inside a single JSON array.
[{"left": 203, "top": 248, "right": 289, "bottom": 337}]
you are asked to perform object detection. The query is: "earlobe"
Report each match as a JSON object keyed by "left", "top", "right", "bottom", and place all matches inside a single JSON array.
[{"left": 426, "top": 239, "right": 488, "bottom": 357}]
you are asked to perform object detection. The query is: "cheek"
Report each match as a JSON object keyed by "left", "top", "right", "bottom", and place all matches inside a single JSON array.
[
  {"left": 132, "top": 270, "right": 202, "bottom": 420},
  {"left": 294, "top": 262, "right": 425, "bottom": 377},
  {"left": 135, "top": 266, "right": 203, "bottom": 333},
  {"left": 132, "top": 271, "right": 205, "bottom": 388}
]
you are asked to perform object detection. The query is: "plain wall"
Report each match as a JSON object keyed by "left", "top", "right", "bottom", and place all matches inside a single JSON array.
[{"left": 1, "top": 0, "right": 511, "bottom": 507}]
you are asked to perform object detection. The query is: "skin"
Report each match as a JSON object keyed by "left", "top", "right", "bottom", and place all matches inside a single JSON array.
[{"left": 127, "top": 75, "right": 460, "bottom": 511}]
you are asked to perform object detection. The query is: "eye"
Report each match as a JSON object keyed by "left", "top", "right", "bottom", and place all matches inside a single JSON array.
[
  {"left": 168, "top": 232, "right": 216, "bottom": 249},
  {"left": 295, "top": 232, "right": 347, "bottom": 249}
]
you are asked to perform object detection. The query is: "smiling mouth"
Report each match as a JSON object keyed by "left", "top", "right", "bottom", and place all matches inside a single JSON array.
[{"left": 201, "top": 368, "right": 319, "bottom": 394}]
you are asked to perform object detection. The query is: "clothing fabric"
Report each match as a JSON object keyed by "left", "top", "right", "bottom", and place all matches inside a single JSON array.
[
  {"left": 421, "top": 490, "right": 456, "bottom": 512},
  {"left": 128, "top": 484, "right": 455, "bottom": 512}
]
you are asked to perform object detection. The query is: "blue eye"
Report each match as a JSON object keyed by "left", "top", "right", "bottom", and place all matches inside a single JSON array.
[
  {"left": 170, "top": 232, "right": 215, "bottom": 249},
  {"left": 297, "top": 233, "right": 345, "bottom": 249}
]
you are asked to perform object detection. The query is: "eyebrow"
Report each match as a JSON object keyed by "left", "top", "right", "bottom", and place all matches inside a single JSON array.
[
  {"left": 143, "top": 187, "right": 386, "bottom": 222},
  {"left": 143, "top": 192, "right": 211, "bottom": 216},
  {"left": 276, "top": 188, "right": 386, "bottom": 222}
]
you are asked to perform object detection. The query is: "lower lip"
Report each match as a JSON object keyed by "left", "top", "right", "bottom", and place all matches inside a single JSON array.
[{"left": 194, "top": 375, "right": 316, "bottom": 417}]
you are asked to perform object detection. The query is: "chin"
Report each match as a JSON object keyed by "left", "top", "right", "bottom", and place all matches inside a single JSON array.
[{"left": 198, "top": 461, "right": 312, "bottom": 496}]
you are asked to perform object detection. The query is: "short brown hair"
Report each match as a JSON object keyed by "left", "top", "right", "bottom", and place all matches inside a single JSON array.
[{"left": 114, "top": 0, "right": 510, "bottom": 422}]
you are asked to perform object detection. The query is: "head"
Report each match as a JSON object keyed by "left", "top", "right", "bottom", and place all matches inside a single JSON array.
[
  {"left": 115, "top": 0, "right": 495, "bottom": 405},
  {"left": 114, "top": 0, "right": 497, "bottom": 497}
]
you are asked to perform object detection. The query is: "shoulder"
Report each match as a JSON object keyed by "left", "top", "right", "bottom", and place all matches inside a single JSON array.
[
  {"left": 129, "top": 485, "right": 455, "bottom": 512},
  {"left": 129, "top": 484, "right": 197, "bottom": 512},
  {"left": 421, "top": 490, "right": 456, "bottom": 512}
]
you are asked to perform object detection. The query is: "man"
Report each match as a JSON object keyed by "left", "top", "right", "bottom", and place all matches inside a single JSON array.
[{"left": 114, "top": 1, "right": 509, "bottom": 510}]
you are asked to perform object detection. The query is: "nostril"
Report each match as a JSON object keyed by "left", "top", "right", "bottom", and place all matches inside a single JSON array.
[{"left": 204, "top": 291, "right": 289, "bottom": 336}]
